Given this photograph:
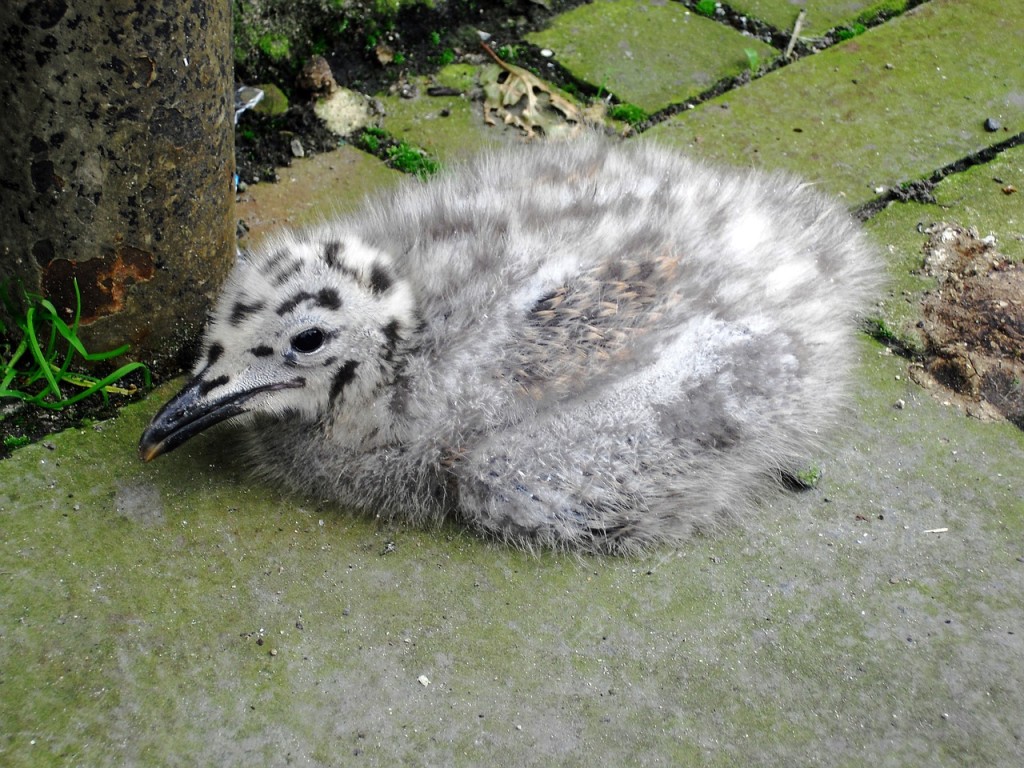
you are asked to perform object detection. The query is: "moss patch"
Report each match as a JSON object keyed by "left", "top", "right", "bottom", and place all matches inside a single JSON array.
[
  {"left": 645, "top": 0, "right": 1024, "bottom": 205},
  {"left": 527, "top": 0, "right": 777, "bottom": 113},
  {"left": 728, "top": 0, "right": 911, "bottom": 37}
]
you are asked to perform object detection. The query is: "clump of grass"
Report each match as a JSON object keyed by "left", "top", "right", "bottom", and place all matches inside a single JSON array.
[
  {"left": 792, "top": 465, "right": 823, "bottom": 489},
  {"left": 608, "top": 103, "right": 648, "bottom": 125},
  {"left": 694, "top": 0, "right": 717, "bottom": 18},
  {"left": 836, "top": 23, "right": 867, "bottom": 41},
  {"left": 355, "top": 128, "right": 440, "bottom": 179},
  {"left": 360, "top": 127, "right": 383, "bottom": 153},
  {"left": 864, "top": 316, "right": 899, "bottom": 345},
  {"left": 496, "top": 45, "right": 519, "bottom": 63},
  {"left": 743, "top": 48, "right": 760, "bottom": 73},
  {"left": 256, "top": 32, "right": 291, "bottom": 62},
  {"left": 387, "top": 141, "right": 439, "bottom": 178},
  {"left": 855, "top": 0, "right": 909, "bottom": 26},
  {"left": 0, "top": 280, "right": 151, "bottom": 411}
]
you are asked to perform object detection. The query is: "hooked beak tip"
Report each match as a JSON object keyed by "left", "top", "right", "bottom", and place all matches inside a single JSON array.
[
  {"left": 139, "top": 440, "right": 162, "bottom": 463},
  {"left": 138, "top": 375, "right": 306, "bottom": 462}
]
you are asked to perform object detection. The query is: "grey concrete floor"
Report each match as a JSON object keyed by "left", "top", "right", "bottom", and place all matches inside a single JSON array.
[{"left": 3, "top": 1, "right": 1023, "bottom": 765}]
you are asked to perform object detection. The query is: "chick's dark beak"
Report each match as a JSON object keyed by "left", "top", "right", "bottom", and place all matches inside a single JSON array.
[{"left": 139, "top": 375, "right": 305, "bottom": 461}]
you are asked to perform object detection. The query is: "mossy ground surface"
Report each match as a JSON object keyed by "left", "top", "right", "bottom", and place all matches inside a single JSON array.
[
  {"left": 3, "top": 342, "right": 1022, "bottom": 766},
  {"left": 3, "top": 0, "right": 1024, "bottom": 765},
  {"left": 526, "top": 0, "right": 776, "bottom": 112},
  {"left": 645, "top": 0, "right": 1024, "bottom": 205},
  {"left": 728, "top": 0, "right": 911, "bottom": 37}
]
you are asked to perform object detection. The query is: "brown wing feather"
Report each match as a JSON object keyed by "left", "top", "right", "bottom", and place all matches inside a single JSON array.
[{"left": 508, "top": 254, "right": 683, "bottom": 399}]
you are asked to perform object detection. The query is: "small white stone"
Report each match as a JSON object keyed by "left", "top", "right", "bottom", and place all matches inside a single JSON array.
[
  {"left": 540, "top": 48, "right": 553, "bottom": 58},
  {"left": 314, "top": 87, "right": 374, "bottom": 137},
  {"left": 417, "top": 675, "right": 430, "bottom": 687}
]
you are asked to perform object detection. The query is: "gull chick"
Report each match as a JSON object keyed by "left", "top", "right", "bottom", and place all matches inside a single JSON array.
[{"left": 140, "top": 139, "right": 877, "bottom": 553}]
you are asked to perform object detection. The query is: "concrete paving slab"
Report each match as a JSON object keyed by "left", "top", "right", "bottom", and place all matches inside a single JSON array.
[
  {"left": 236, "top": 145, "right": 404, "bottom": 245},
  {"left": 527, "top": 0, "right": 777, "bottom": 113},
  {"left": 645, "top": 0, "right": 1024, "bottom": 205},
  {"left": 3, "top": 1, "right": 1024, "bottom": 766},
  {"left": 2, "top": 340, "right": 1022, "bottom": 766},
  {"left": 377, "top": 75, "right": 516, "bottom": 163},
  {"left": 730, "top": 0, "right": 910, "bottom": 37}
]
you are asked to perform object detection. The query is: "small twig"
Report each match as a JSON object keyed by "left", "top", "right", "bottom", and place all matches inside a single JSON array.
[
  {"left": 480, "top": 42, "right": 514, "bottom": 74},
  {"left": 784, "top": 10, "right": 807, "bottom": 60}
]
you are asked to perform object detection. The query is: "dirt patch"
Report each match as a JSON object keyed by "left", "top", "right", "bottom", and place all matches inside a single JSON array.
[
  {"left": 908, "top": 223, "right": 1024, "bottom": 428},
  {"left": 235, "top": 105, "right": 341, "bottom": 186},
  {"left": 233, "top": 0, "right": 590, "bottom": 185}
]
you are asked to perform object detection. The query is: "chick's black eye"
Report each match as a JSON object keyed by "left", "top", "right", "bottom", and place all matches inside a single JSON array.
[{"left": 290, "top": 328, "right": 326, "bottom": 354}]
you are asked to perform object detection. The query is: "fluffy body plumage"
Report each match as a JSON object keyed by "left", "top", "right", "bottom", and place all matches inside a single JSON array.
[{"left": 140, "top": 139, "right": 878, "bottom": 553}]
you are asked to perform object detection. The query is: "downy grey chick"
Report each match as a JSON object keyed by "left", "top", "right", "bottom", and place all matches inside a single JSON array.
[{"left": 140, "top": 139, "right": 878, "bottom": 554}]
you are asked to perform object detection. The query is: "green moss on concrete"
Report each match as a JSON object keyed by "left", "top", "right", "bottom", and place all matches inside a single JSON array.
[
  {"left": 233, "top": 0, "right": 429, "bottom": 82},
  {"left": 434, "top": 63, "right": 478, "bottom": 93},
  {"left": 4, "top": 3, "right": 1024, "bottom": 758},
  {"left": 924, "top": 144, "right": 1024, "bottom": 263},
  {"left": 236, "top": 145, "right": 403, "bottom": 244},
  {"left": 863, "top": 199, "right": 937, "bottom": 352},
  {"left": 527, "top": 0, "right": 776, "bottom": 113},
  {"left": 608, "top": 102, "right": 649, "bottom": 125},
  {"left": 645, "top": 0, "right": 1024, "bottom": 206},
  {"left": 2, "top": 345, "right": 1022, "bottom": 765},
  {"left": 729, "top": 0, "right": 911, "bottom": 37},
  {"left": 252, "top": 83, "right": 289, "bottom": 117},
  {"left": 377, "top": 76, "right": 511, "bottom": 163}
]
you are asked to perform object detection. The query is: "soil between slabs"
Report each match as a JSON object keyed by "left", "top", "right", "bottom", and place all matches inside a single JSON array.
[
  {"left": 909, "top": 223, "right": 1024, "bottom": 428},
  {"left": 233, "top": 0, "right": 591, "bottom": 185}
]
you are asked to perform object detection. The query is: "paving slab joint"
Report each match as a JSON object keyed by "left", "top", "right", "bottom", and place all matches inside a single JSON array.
[{"left": 855, "top": 131, "right": 1024, "bottom": 221}]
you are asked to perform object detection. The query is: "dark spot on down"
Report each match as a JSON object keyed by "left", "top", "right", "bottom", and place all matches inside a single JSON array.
[
  {"left": 531, "top": 288, "right": 563, "bottom": 315},
  {"left": 329, "top": 360, "right": 360, "bottom": 403},
  {"left": 263, "top": 248, "right": 289, "bottom": 272},
  {"left": 322, "top": 241, "right": 344, "bottom": 269},
  {"left": 250, "top": 345, "right": 274, "bottom": 357},
  {"left": 316, "top": 288, "right": 341, "bottom": 310},
  {"left": 207, "top": 343, "right": 224, "bottom": 365},
  {"left": 275, "top": 289, "right": 341, "bottom": 316},
  {"left": 382, "top": 319, "right": 401, "bottom": 358},
  {"left": 370, "top": 264, "right": 393, "bottom": 294},
  {"left": 199, "top": 374, "right": 230, "bottom": 397},
  {"left": 230, "top": 299, "right": 265, "bottom": 326},
  {"left": 270, "top": 259, "right": 302, "bottom": 286},
  {"left": 276, "top": 293, "right": 306, "bottom": 316}
]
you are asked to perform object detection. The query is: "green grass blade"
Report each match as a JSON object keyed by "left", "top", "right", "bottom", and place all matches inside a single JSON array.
[
  {"left": 24, "top": 307, "right": 63, "bottom": 398},
  {"left": 1, "top": 277, "right": 151, "bottom": 409},
  {"left": 45, "top": 362, "right": 150, "bottom": 407}
]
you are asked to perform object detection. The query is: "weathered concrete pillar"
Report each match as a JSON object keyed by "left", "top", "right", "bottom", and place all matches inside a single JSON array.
[{"left": 0, "top": 0, "right": 235, "bottom": 370}]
